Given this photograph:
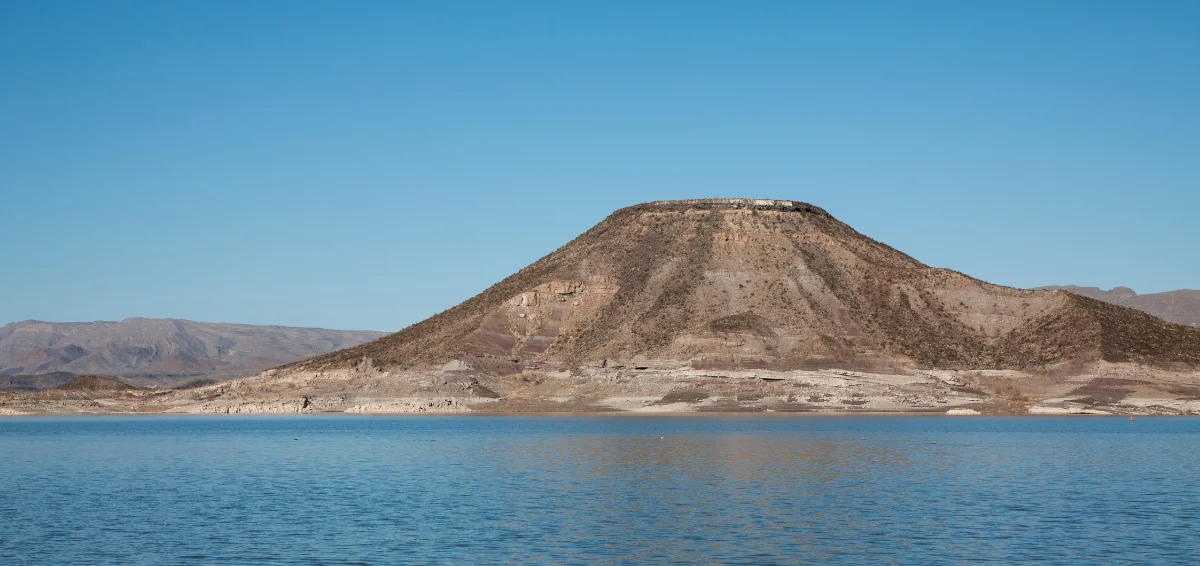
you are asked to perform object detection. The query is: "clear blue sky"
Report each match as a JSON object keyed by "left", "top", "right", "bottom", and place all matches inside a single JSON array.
[{"left": 1, "top": 1, "right": 1197, "bottom": 331}]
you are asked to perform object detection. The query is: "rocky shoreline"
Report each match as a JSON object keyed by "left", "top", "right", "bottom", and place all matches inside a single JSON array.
[{"left": 3, "top": 360, "right": 1198, "bottom": 417}]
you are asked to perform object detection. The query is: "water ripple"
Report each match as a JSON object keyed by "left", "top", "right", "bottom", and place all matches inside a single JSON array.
[{"left": 1, "top": 416, "right": 1198, "bottom": 564}]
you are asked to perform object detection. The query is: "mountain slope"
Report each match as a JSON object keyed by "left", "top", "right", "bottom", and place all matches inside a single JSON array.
[
  {"left": 0, "top": 371, "right": 80, "bottom": 392},
  {"left": 293, "top": 199, "right": 1200, "bottom": 375},
  {"left": 1039, "top": 286, "right": 1200, "bottom": 328},
  {"left": 0, "top": 319, "right": 387, "bottom": 387}
]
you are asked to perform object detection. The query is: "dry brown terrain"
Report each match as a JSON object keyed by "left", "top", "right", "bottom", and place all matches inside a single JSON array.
[
  {"left": 3, "top": 199, "right": 1198, "bottom": 416},
  {"left": 3, "top": 358, "right": 1198, "bottom": 416}
]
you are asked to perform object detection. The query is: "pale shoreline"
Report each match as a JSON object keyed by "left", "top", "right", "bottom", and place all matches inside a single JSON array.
[
  {"left": 0, "top": 410, "right": 1181, "bottom": 419},
  {"left": 6, "top": 361, "right": 1197, "bottom": 417}
]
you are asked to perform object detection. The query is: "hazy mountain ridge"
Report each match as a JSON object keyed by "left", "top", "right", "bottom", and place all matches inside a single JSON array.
[
  {"left": 1038, "top": 286, "right": 1200, "bottom": 328},
  {"left": 0, "top": 318, "right": 387, "bottom": 388},
  {"left": 0, "top": 371, "right": 81, "bottom": 392}
]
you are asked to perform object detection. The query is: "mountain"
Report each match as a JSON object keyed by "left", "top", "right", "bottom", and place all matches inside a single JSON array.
[
  {"left": 1039, "top": 286, "right": 1200, "bottom": 328},
  {"left": 5, "top": 199, "right": 1198, "bottom": 416},
  {"left": 0, "top": 319, "right": 387, "bottom": 388},
  {"left": 293, "top": 199, "right": 1200, "bottom": 375}
]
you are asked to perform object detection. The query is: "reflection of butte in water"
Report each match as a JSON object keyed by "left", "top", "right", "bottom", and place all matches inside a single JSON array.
[{"left": 7, "top": 417, "right": 1197, "bottom": 563}]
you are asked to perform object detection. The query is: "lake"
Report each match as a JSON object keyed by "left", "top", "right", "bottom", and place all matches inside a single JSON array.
[{"left": 1, "top": 415, "right": 1198, "bottom": 564}]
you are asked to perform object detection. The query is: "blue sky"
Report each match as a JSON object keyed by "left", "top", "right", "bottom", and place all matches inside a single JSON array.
[{"left": 1, "top": 0, "right": 1197, "bottom": 331}]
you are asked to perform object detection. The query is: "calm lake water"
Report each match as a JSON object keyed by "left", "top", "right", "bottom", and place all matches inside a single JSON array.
[{"left": 1, "top": 416, "right": 1198, "bottom": 565}]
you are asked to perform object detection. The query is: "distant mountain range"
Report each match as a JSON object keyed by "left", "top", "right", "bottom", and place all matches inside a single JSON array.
[
  {"left": 1038, "top": 286, "right": 1200, "bottom": 328},
  {"left": 0, "top": 318, "right": 386, "bottom": 389}
]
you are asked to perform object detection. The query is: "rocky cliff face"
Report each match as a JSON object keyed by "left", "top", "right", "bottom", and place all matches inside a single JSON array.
[
  {"left": 1039, "top": 286, "right": 1200, "bottom": 328},
  {"left": 291, "top": 199, "right": 1200, "bottom": 375},
  {"left": 0, "top": 319, "right": 386, "bottom": 388}
]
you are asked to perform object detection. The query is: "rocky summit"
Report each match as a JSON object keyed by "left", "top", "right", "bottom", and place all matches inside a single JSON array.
[{"left": 4, "top": 199, "right": 1199, "bottom": 416}]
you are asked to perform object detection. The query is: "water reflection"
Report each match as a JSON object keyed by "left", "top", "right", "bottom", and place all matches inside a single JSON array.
[{"left": 1, "top": 416, "right": 1198, "bottom": 564}]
